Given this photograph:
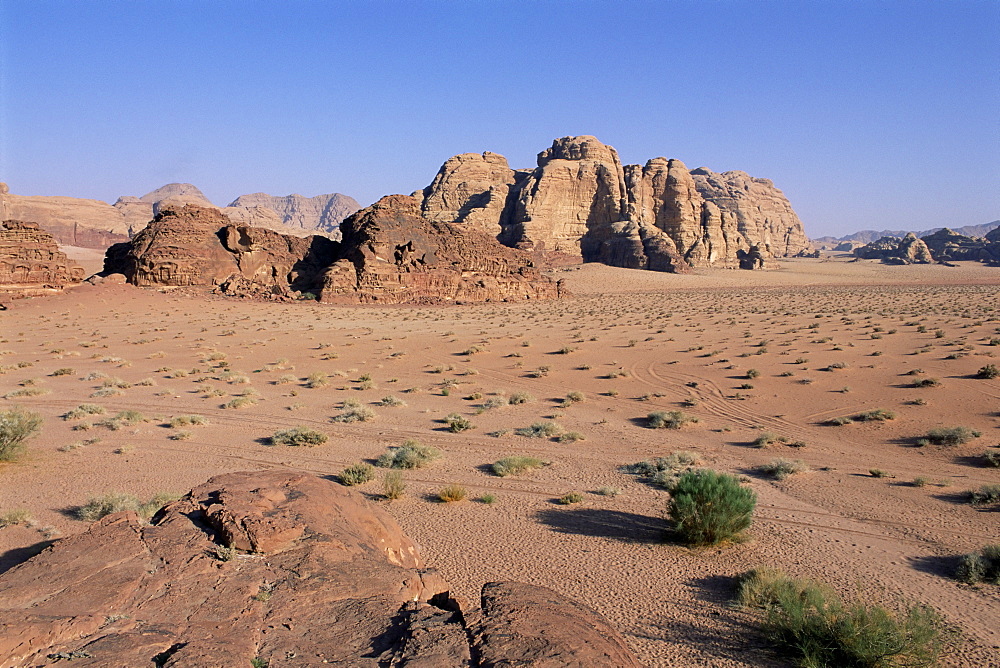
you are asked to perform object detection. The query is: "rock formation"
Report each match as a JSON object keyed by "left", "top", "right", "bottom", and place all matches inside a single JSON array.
[
  {"left": 920, "top": 228, "right": 1000, "bottom": 263},
  {"left": 419, "top": 136, "right": 813, "bottom": 271},
  {"left": 320, "top": 195, "right": 565, "bottom": 304},
  {"left": 227, "top": 192, "right": 362, "bottom": 237},
  {"left": 0, "top": 471, "right": 640, "bottom": 667},
  {"left": 0, "top": 183, "right": 132, "bottom": 248},
  {"left": 104, "top": 205, "right": 337, "bottom": 299},
  {"left": 854, "top": 233, "right": 933, "bottom": 264},
  {"left": 0, "top": 220, "right": 85, "bottom": 294}
]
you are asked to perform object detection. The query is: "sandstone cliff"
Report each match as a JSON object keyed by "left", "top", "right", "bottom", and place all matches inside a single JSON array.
[
  {"left": 227, "top": 192, "right": 361, "bottom": 236},
  {"left": 920, "top": 228, "right": 1000, "bottom": 263},
  {"left": 104, "top": 205, "right": 337, "bottom": 299},
  {"left": 0, "top": 220, "right": 85, "bottom": 294},
  {"left": 0, "top": 471, "right": 640, "bottom": 668},
  {"left": 320, "top": 195, "right": 565, "bottom": 304},
  {"left": 420, "top": 136, "right": 813, "bottom": 271},
  {"left": 854, "top": 233, "right": 934, "bottom": 264},
  {"left": 0, "top": 183, "right": 132, "bottom": 248}
]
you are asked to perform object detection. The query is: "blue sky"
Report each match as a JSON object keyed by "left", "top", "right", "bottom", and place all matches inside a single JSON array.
[{"left": 1, "top": 0, "right": 997, "bottom": 237}]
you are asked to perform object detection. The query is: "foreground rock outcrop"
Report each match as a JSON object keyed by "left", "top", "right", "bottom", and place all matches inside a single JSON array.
[
  {"left": 321, "top": 195, "right": 565, "bottom": 303},
  {"left": 104, "top": 205, "right": 337, "bottom": 299},
  {"left": 420, "top": 135, "right": 813, "bottom": 271},
  {"left": 0, "top": 220, "right": 85, "bottom": 294},
  {"left": 0, "top": 471, "right": 640, "bottom": 667}
]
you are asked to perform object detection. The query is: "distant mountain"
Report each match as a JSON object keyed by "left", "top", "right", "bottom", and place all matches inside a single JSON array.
[
  {"left": 814, "top": 220, "right": 1000, "bottom": 246},
  {"left": 226, "top": 192, "right": 361, "bottom": 237}
]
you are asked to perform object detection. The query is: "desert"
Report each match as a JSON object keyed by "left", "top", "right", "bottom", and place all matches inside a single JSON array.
[{"left": 1, "top": 250, "right": 998, "bottom": 666}]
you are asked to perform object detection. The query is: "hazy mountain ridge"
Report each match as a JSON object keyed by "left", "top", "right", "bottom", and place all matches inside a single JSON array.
[{"left": 814, "top": 220, "right": 1000, "bottom": 246}]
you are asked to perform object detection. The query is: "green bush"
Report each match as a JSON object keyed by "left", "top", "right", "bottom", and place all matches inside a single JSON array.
[
  {"left": 976, "top": 364, "right": 999, "bottom": 379},
  {"left": 270, "top": 427, "right": 328, "bottom": 446},
  {"left": 0, "top": 408, "right": 42, "bottom": 461},
  {"left": 735, "top": 568, "right": 942, "bottom": 667},
  {"left": 758, "top": 458, "right": 809, "bottom": 480},
  {"left": 376, "top": 440, "right": 440, "bottom": 469},
  {"left": 752, "top": 432, "right": 788, "bottom": 448},
  {"left": 382, "top": 471, "right": 406, "bottom": 500},
  {"left": 923, "top": 426, "right": 981, "bottom": 446},
  {"left": 624, "top": 451, "right": 702, "bottom": 491},
  {"left": 332, "top": 406, "right": 376, "bottom": 423},
  {"left": 339, "top": 463, "right": 375, "bottom": 486},
  {"left": 444, "top": 413, "right": 475, "bottom": 432},
  {"left": 647, "top": 410, "right": 698, "bottom": 429},
  {"left": 968, "top": 483, "right": 1000, "bottom": 506},
  {"left": 492, "top": 456, "right": 545, "bottom": 477},
  {"left": 438, "top": 484, "right": 467, "bottom": 502},
  {"left": 982, "top": 450, "right": 1000, "bottom": 468},
  {"left": 515, "top": 421, "right": 563, "bottom": 438},
  {"left": 168, "top": 414, "right": 209, "bottom": 428},
  {"left": 668, "top": 469, "right": 756, "bottom": 546},
  {"left": 956, "top": 544, "right": 1000, "bottom": 584},
  {"left": 854, "top": 409, "right": 896, "bottom": 422},
  {"left": 558, "top": 491, "right": 584, "bottom": 504}
]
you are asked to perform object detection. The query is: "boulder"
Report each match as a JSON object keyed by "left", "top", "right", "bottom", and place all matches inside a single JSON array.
[
  {"left": 320, "top": 195, "right": 565, "bottom": 304},
  {"left": 104, "top": 205, "right": 337, "bottom": 298},
  {"left": 0, "top": 471, "right": 640, "bottom": 668},
  {"left": 0, "top": 220, "right": 85, "bottom": 294}
]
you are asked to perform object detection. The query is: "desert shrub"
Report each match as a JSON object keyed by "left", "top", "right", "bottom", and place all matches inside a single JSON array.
[
  {"left": 275, "top": 374, "right": 297, "bottom": 385},
  {"left": 752, "top": 432, "right": 788, "bottom": 448},
  {"left": 437, "top": 484, "right": 467, "bottom": 502},
  {"left": 480, "top": 396, "right": 508, "bottom": 411},
  {"left": 223, "top": 396, "right": 257, "bottom": 410},
  {"left": 64, "top": 404, "right": 105, "bottom": 420},
  {"left": 558, "top": 431, "right": 586, "bottom": 443},
  {"left": 758, "top": 458, "right": 809, "bottom": 480},
  {"left": 492, "top": 456, "right": 545, "bottom": 477},
  {"left": 304, "top": 372, "right": 329, "bottom": 388},
  {"left": 377, "top": 395, "right": 406, "bottom": 407},
  {"left": 558, "top": 491, "right": 583, "bottom": 504},
  {"left": 444, "top": 413, "right": 475, "bottom": 432},
  {"left": 168, "top": 414, "right": 208, "bottom": 428},
  {"left": 0, "top": 508, "right": 33, "bottom": 527},
  {"left": 826, "top": 416, "right": 853, "bottom": 426},
  {"left": 565, "top": 390, "right": 585, "bottom": 403},
  {"left": 746, "top": 368, "right": 761, "bottom": 379},
  {"left": 507, "top": 391, "right": 534, "bottom": 405},
  {"left": 332, "top": 406, "right": 376, "bottom": 423},
  {"left": 76, "top": 491, "right": 177, "bottom": 522},
  {"left": 968, "top": 484, "right": 1000, "bottom": 506},
  {"left": 668, "top": 469, "right": 756, "bottom": 546},
  {"left": 376, "top": 440, "right": 440, "bottom": 469},
  {"left": 382, "top": 471, "right": 406, "bottom": 500},
  {"left": 515, "top": 421, "right": 563, "bottom": 438},
  {"left": 911, "top": 377, "right": 940, "bottom": 388},
  {"left": 956, "top": 544, "right": 1000, "bottom": 584},
  {"left": 339, "top": 463, "right": 375, "bottom": 486},
  {"left": 270, "top": 427, "right": 328, "bottom": 446},
  {"left": 923, "top": 426, "right": 981, "bottom": 446},
  {"left": 735, "top": 568, "right": 942, "bottom": 667},
  {"left": 51, "top": 367, "right": 75, "bottom": 376},
  {"left": 478, "top": 493, "right": 496, "bottom": 504},
  {"left": 982, "top": 450, "right": 1000, "bottom": 468},
  {"left": 647, "top": 410, "right": 698, "bottom": 429},
  {"left": 624, "top": 451, "right": 703, "bottom": 491},
  {"left": 854, "top": 409, "right": 896, "bottom": 422},
  {"left": 976, "top": 364, "right": 1000, "bottom": 379}
]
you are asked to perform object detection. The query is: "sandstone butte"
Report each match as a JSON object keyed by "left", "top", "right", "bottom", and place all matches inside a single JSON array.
[
  {"left": 854, "top": 228, "right": 1000, "bottom": 265},
  {"left": 0, "top": 219, "right": 85, "bottom": 296},
  {"left": 0, "top": 182, "right": 361, "bottom": 249},
  {"left": 0, "top": 470, "right": 642, "bottom": 668}
]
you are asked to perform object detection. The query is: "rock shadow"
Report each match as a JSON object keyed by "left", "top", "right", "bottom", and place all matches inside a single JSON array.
[
  {"left": 908, "top": 553, "right": 961, "bottom": 579},
  {"left": 0, "top": 540, "right": 53, "bottom": 575},
  {"left": 534, "top": 507, "right": 664, "bottom": 544}
]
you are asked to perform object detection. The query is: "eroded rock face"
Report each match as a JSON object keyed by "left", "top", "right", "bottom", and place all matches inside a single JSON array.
[
  {"left": 854, "top": 233, "right": 934, "bottom": 264},
  {"left": 0, "top": 471, "right": 640, "bottom": 668},
  {"left": 105, "top": 205, "right": 337, "bottom": 298},
  {"left": 0, "top": 220, "right": 85, "bottom": 294},
  {"left": 920, "top": 228, "right": 1000, "bottom": 263},
  {"left": 0, "top": 183, "right": 132, "bottom": 248},
  {"left": 226, "top": 192, "right": 362, "bottom": 237},
  {"left": 321, "top": 195, "right": 565, "bottom": 304},
  {"left": 420, "top": 136, "right": 812, "bottom": 271}
]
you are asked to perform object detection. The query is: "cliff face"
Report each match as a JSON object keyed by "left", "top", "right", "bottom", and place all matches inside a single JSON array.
[
  {"left": 0, "top": 183, "right": 132, "bottom": 248},
  {"left": 420, "top": 136, "right": 813, "bottom": 271},
  {"left": 320, "top": 195, "right": 565, "bottom": 304},
  {"left": 226, "top": 192, "right": 361, "bottom": 236},
  {"left": 0, "top": 220, "right": 85, "bottom": 293}
]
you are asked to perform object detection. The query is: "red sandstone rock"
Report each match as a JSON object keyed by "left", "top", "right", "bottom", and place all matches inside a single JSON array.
[{"left": 0, "top": 220, "right": 85, "bottom": 294}]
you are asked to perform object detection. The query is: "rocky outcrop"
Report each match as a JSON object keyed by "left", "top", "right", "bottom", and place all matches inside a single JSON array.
[
  {"left": 0, "top": 471, "right": 640, "bottom": 668},
  {"left": 0, "top": 220, "right": 85, "bottom": 294},
  {"left": 227, "top": 192, "right": 362, "bottom": 237},
  {"left": 420, "top": 136, "right": 813, "bottom": 271},
  {"left": 854, "top": 233, "right": 934, "bottom": 264},
  {"left": 0, "top": 183, "right": 132, "bottom": 248},
  {"left": 104, "top": 205, "right": 337, "bottom": 299},
  {"left": 320, "top": 195, "right": 565, "bottom": 304},
  {"left": 920, "top": 228, "right": 1000, "bottom": 263}
]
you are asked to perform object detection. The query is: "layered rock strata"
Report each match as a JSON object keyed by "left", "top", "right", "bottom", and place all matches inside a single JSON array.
[
  {"left": 320, "top": 195, "right": 564, "bottom": 303},
  {"left": 0, "top": 220, "right": 85, "bottom": 293},
  {"left": 420, "top": 135, "right": 813, "bottom": 271},
  {"left": 0, "top": 471, "right": 640, "bottom": 668}
]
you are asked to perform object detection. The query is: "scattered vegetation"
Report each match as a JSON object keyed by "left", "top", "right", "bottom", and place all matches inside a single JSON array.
[
  {"left": 968, "top": 484, "right": 1000, "bottom": 506},
  {"left": 332, "top": 406, "right": 376, "bottom": 423},
  {"left": 668, "top": 469, "right": 756, "bottom": 546},
  {"left": 168, "top": 414, "right": 209, "bottom": 428},
  {"left": 270, "top": 427, "right": 328, "bottom": 446},
  {"left": 624, "top": 451, "right": 703, "bottom": 490},
  {"left": 75, "top": 491, "right": 179, "bottom": 522},
  {"left": 0, "top": 408, "right": 42, "bottom": 461},
  {"left": 557, "top": 491, "right": 584, "bottom": 505},
  {"left": 758, "top": 458, "right": 809, "bottom": 480},
  {"left": 956, "top": 544, "right": 1000, "bottom": 584},
  {"left": 339, "top": 463, "right": 375, "bottom": 486},
  {"left": 444, "top": 413, "right": 475, "bottom": 432},
  {"left": 854, "top": 409, "right": 896, "bottom": 422},
  {"left": 647, "top": 410, "right": 698, "bottom": 429},
  {"left": 976, "top": 364, "right": 999, "bottom": 379},
  {"left": 515, "top": 421, "right": 563, "bottom": 438},
  {"left": 376, "top": 440, "right": 441, "bottom": 469},
  {"left": 382, "top": 471, "right": 406, "bottom": 500},
  {"left": 919, "top": 426, "right": 981, "bottom": 447},
  {"left": 492, "top": 456, "right": 546, "bottom": 477},
  {"left": 437, "top": 484, "right": 468, "bottom": 502},
  {"left": 752, "top": 432, "right": 788, "bottom": 448}
]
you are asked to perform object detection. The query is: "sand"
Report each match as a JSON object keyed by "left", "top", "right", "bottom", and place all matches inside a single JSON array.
[{"left": 1, "top": 254, "right": 998, "bottom": 666}]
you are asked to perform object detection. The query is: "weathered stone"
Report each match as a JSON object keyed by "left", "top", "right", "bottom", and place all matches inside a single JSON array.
[
  {"left": 855, "top": 233, "right": 934, "bottom": 264},
  {"left": 0, "top": 220, "right": 85, "bottom": 294},
  {"left": 320, "top": 195, "right": 565, "bottom": 304},
  {"left": 920, "top": 228, "right": 1000, "bottom": 263},
  {"left": 0, "top": 184, "right": 132, "bottom": 248},
  {"left": 226, "top": 192, "right": 362, "bottom": 237},
  {"left": 0, "top": 471, "right": 641, "bottom": 668},
  {"left": 421, "top": 152, "right": 517, "bottom": 236}
]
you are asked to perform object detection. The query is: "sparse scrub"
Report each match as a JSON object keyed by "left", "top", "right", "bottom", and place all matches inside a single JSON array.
[
  {"left": 758, "top": 458, "right": 809, "bottom": 480},
  {"left": 982, "top": 450, "right": 1000, "bottom": 468},
  {"left": 922, "top": 426, "right": 981, "bottom": 446},
  {"left": 968, "top": 484, "right": 1000, "bottom": 506},
  {"left": 558, "top": 491, "right": 583, "bottom": 504},
  {"left": 752, "top": 432, "right": 788, "bottom": 448},
  {"left": 304, "top": 372, "right": 329, "bottom": 388},
  {"left": 51, "top": 367, "right": 75, "bottom": 376},
  {"left": 668, "top": 469, "right": 756, "bottom": 546},
  {"left": 595, "top": 486, "right": 620, "bottom": 497},
  {"left": 624, "top": 451, "right": 703, "bottom": 490},
  {"left": 377, "top": 395, "right": 406, "bottom": 407},
  {"left": 376, "top": 440, "right": 441, "bottom": 469},
  {"left": 339, "top": 463, "right": 375, "bottom": 486},
  {"left": 515, "top": 421, "right": 563, "bottom": 438},
  {"left": 558, "top": 431, "right": 586, "bottom": 443},
  {"left": 168, "top": 414, "right": 208, "bottom": 428},
  {"left": 437, "top": 484, "right": 468, "bottom": 502},
  {"left": 976, "top": 364, "right": 999, "bottom": 379},
  {"left": 223, "top": 396, "right": 258, "bottom": 410},
  {"left": 956, "top": 544, "right": 1000, "bottom": 584},
  {"left": 0, "top": 508, "right": 33, "bottom": 527},
  {"left": 492, "top": 456, "right": 546, "bottom": 477},
  {"left": 507, "top": 391, "right": 534, "bottom": 405},
  {"left": 270, "top": 427, "right": 328, "bottom": 446},
  {"left": 332, "top": 406, "right": 376, "bottom": 423},
  {"left": 76, "top": 491, "right": 178, "bottom": 522},
  {"left": 854, "top": 409, "right": 896, "bottom": 422},
  {"left": 382, "top": 471, "right": 406, "bottom": 500},
  {"left": 911, "top": 377, "right": 940, "bottom": 388},
  {"left": 735, "top": 568, "right": 942, "bottom": 667},
  {"left": 64, "top": 404, "right": 105, "bottom": 420},
  {"left": 647, "top": 410, "right": 698, "bottom": 429},
  {"left": 444, "top": 413, "right": 475, "bottom": 432}
]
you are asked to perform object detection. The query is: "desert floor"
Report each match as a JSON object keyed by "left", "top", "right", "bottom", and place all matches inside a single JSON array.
[{"left": 1, "top": 254, "right": 999, "bottom": 666}]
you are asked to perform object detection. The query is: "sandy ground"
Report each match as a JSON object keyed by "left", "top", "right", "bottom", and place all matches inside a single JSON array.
[{"left": 1, "top": 255, "right": 999, "bottom": 666}]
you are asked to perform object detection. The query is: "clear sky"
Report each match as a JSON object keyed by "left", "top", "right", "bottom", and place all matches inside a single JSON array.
[{"left": 1, "top": 0, "right": 997, "bottom": 238}]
